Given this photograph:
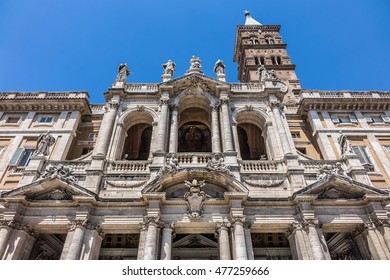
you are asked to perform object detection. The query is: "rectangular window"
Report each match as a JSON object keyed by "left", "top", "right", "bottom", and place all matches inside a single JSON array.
[
  {"left": 9, "top": 148, "right": 35, "bottom": 167},
  {"left": 364, "top": 114, "right": 390, "bottom": 124},
  {"left": 330, "top": 114, "right": 358, "bottom": 124},
  {"left": 87, "top": 133, "right": 98, "bottom": 139},
  {"left": 38, "top": 116, "right": 53, "bottom": 124},
  {"left": 291, "top": 132, "right": 300, "bottom": 139},
  {"left": 352, "top": 146, "right": 375, "bottom": 172},
  {"left": 5, "top": 116, "right": 20, "bottom": 124}
]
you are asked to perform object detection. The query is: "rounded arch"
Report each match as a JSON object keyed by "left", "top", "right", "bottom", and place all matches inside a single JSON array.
[
  {"left": 142, "top": 168, "right": 249, "bottom": 196},
  {"left": 233, "top": 108, "right": 269, "bottom": 160},
  {"left": 110, "top": 107, "right": 158, "bottom": 160}
]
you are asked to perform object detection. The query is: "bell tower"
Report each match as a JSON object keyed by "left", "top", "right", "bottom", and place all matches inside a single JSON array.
[{"left": 233, "top": 11, "right": 300, "bottom": 98}]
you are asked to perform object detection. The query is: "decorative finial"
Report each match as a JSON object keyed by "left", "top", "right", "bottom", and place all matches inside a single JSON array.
[{"left": 244, "top": 10, "right": 250, "bottom": 16}]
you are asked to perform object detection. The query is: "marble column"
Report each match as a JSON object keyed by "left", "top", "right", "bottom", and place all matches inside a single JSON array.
[
  {"left": 143, "top": 218, "right": 159, "bottom": 260},
  {"left": 305, "top": 221, "right": 327, "bottom": 260},
  {"left": 287, "top": 223, "right": 313, "bottom": 260},
  {"left": 211, "top": 105, "right": 221, "bottom": 154},
  {"left": 3, "top": 224, "right": 37, "bottom": 260},
  {"left": 64, "top": 220, "right": 87, "bottom": 260},
  {"left": 0, "top": 220, "right": 14, "bottom": 259},
  {"left": 137, "top": 224, "right": 148, "bottom": 260},
  {"left": 363, "top": 224, "right": 390, "bottom": 260},
  {"left": 155, "top": 97, "right": 170, "bottom": 153},
  {"left": 160, "top": 223, "right": 174, "bottom": 260},
  {"left": 216, "top": 222, "right": 231, "bottom": 260},
  {"left": 380, "top": 221, "right": 390, "bottom": 252},
  {"left": 80, "top": 224, "right": 105, "bottom": 260},
  {"left": 220, "top": 97, "right": 234, "bottom": 152},
  {"left": 93, "top": 102, "right": 118, "bottom": 157},
  {"left": 271, "top": 102, "right": 292, "bottom": 155},
  {"left": 168, "top": 107, "right": 179, "bottom": 154},
  {"left": 232, "top": 218, "right": 248, "bottom": 260},
  {"left": 231, "top": 123, "right": 241, "bottom": 159},
  {"left": 244, "top": 223, "right": 254, "bottom": 260}
]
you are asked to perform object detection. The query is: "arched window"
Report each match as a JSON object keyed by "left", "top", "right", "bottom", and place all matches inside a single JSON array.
[
  {"left": 178, "top": 121, "right": 211, "bottom": 153},
  {"left": 122, "top": 124, "right": 152, "bottom": 160},
  {"left": 238, "top": 123, "right": 266, "bottom": 160}
]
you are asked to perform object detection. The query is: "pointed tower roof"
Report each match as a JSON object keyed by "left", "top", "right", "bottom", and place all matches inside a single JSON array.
[{"left": 244, "top": 10, "right": 262, "bottom": 26}]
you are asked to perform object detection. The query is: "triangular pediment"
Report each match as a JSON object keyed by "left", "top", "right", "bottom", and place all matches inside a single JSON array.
[
  {"left": 173, "top": 234, "right": 218, "bottom": 249},
  {"left": 163, "top": 73, "right": 228, "bottom": 93},
  {"left": 0, "top": 177, "right": 97, "bottom": 201},
  {"left": 293, "top": 174, "right": 388, "bottom": 200}
]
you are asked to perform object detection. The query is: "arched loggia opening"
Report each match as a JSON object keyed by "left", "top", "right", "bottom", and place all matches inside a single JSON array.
[
  {"left": 122, "top": 124, "right": 152, "bottom": 160},
  {"left": 237, "top": 123, "right": 267, "bottom": 160}
]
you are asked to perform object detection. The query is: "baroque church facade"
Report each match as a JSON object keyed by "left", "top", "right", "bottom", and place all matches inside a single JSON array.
[{"left": 0, "top": 12, "right": 390, "bottom": 260}]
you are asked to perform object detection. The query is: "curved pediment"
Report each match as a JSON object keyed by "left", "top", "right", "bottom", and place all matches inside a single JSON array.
[{"left": 142, "top": 167, "right": 248, "bottom": 196}]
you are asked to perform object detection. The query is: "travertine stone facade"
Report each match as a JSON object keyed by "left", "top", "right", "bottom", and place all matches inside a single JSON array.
[{"left": 0, "top": 12, "right": 389, "bottom": 260}]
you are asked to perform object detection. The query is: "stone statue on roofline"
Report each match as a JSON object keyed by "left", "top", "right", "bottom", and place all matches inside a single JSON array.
[
  {"left": 213, "top": 59, "right": 226, "bottom": 75},
  {"left": 116, "top": 63, "right": 132, "bottom": 82},
  {"left": 162, "top": 60, "right": 176, "bottom": 76}
]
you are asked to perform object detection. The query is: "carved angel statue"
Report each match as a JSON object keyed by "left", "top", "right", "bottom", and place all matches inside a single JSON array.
[
  {"left": 116, "top": 63, "right": 132, "bottom": 82},
  {"left": 213, "top": 59, "right": 226, "bottom": 75},
  {"left": 207, "top": 153, "right": 232, "bottom": 175},
  {"left": 162, "top": 59, "right": 176, "bottom": 75},
  {"left": 189, "top": 55, "right": 202, "bottom": 69},
  {"left": 34, "top": 132, "right": 55, "bottom": 156}
]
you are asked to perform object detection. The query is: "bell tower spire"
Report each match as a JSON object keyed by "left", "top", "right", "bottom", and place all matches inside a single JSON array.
[{"left": 233, "top": 11, "right": 301, "bottom": 100}]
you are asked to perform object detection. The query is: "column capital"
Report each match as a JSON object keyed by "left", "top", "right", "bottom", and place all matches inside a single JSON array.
[
  {"left": 231, "top": 216, "right": 245, "bottom": 225},
  {"left": 67, "top": 219, "right": 88, "bottom": 232},
  {"left": 216, "top": 221, "right": 231, "bottom": 231},
  {"left": 0, "top": 219, "right": 17, "bottom": 229},
  {"left": 86, "top": 223, "right": 105, "bottom": 239},
  {"left": 142, "top": 216, "right": 161, "bottom": 228},
  {"left": 160, "top": 97, "right": 170, "bottom": 106},
  {"left": 373, "top": 218, "right": 390, "bottom": 228},
  {"left": 211, "top": 104, "right": 220, "bottom": 112},
  {"left": 219, "top": 97, "right": 229, "bottom": 105},
  {"left": 169, "top": 104, "right": 179, "bottom": 111}
]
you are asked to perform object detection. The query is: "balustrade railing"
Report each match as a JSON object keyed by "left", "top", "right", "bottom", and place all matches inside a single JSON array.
[
  {"left": 240, "top": 160, "right": 285, "bottom": 173},
  {"left": 176, "top": 153, "right": 212, "bottom": 166},
  {"left": 108, "top": 160, "right": 150, "bottom": 172}
]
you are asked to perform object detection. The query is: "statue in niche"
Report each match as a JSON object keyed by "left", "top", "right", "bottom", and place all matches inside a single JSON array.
[
  {"left": 34, "top": 132, "right": 55, "bottom": 156},
  {"left": 338, "top": 131, "right": 353, "bottom": 156},
  {"left": 162, "top": 59, "right": 176, "bottom": 75},
  {"left": 213, "top": 59, "right": 226, "bottom": 75},
  {"left": 184, "top": 179, "right": 206, "bottom": 218},
  {"left": 116, "top": 63, "right": 131, "bottom": 82}
]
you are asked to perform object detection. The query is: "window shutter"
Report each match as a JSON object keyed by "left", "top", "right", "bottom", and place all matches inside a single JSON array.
[
  {"left": 364, "top": 115, "right": 373, "bottom": 123},
  {"left": 381, "top": 115, "right": 390, "bottom": 123},
  {"left": 330, "top": 114, "right": 339, "bottom": 123},
  {"left": 9, "top": 147, "right": 24, "bottom": 166},
  {"left": 349, "top": 114, "right": 358, "bottom": 123}
]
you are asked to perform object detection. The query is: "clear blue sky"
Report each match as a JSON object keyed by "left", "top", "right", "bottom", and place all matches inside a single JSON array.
[{"left": 0, "top": 0, "right": 389, "bottom": 104}]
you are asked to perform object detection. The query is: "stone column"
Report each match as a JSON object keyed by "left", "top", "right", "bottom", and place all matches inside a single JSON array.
[
  {"left": 160, "top": 223, "right": 174, "bottom": 260},
  {"left": 143, "top": 218, "right": 159, "bottom": 260},
  {"left": 64, "top": 220, "right": 87, "bottom": 260},
  {"left": 80, "top": 224, "right": 105, "bottom": 260},
  {"left": 155, "top": 96, "right": 170, "bottom": 153},
  {"left": 378, "top": 221, "right": 390, "bottom": 252},
  {"left": 363, "top": 223, "right": 390, "bottom": 260},
  {"left": 211, "top": 105, "right": 221, "bottom": 154},
  {"left": 244, "top": 223, "right": 254, "bottom": 260},
  {"left": 137, "top": 224, "right": 148, "bottom": 260},
  {"left": 93, "top": 102, "right": 118, "bottom": 158},
  {"left": 216, "top": 222, "right": 231, "bottom": 260},
  {"left": 270, "top": 102, "right": 292, "bottom": 155},
  {"left": 305, "top": 220, "right": 328, "bottom": 260},
  {"left": 0, "top": 220, "right": 14, "bottom": 259},
  {"left": 231, "top": 122, "right": 241, "bottom": 159},
  {"left": 3, "top": 224, "right": 37, "bottom": 260},
  {"left": 287, "top": 222, "right": 313, "bottom": 260},
  {"left": 232, "top": 218, "right": 248, "bottom": 260},
  {"left": 168, "top": 107, "right": 179, "bottom": 154},
  {"left": 220, "top": 97, "right": 234, "bottom": 152}
]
